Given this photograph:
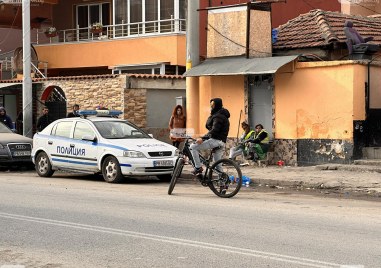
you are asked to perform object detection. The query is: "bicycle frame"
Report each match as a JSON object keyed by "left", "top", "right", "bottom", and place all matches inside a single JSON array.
[
  {"left": 169, "top": 138, "right": 243, "bottom": 198},
  {"left": 180, "top": 138, "right": 219, "bottom": 181}
]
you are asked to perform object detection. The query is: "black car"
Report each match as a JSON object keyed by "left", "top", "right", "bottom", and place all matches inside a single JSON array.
[{"left": 0, "top": 123, "right": 33, "bottom": 169}]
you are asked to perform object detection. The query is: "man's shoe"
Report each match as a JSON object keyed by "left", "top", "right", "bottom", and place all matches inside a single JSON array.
[{"left": 192, "top": 167, "right": 203, "bottom": 176}]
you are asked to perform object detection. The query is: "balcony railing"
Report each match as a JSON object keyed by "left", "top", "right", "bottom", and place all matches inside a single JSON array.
[
  {"left": 0, "top": 56, "right": 48, "bottom": 79},
  {"left": 36, "top": 18, "right": 186, "bottom": 45}
]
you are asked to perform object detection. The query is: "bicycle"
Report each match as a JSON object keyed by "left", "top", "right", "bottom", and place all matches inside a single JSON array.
[{"left": 168, "top": 137, "right": 242, "bottom": 198}]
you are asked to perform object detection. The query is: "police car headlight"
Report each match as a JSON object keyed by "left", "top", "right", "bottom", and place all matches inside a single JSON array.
[
  {"left": 174, "top": 149, "right": 180, "bottom": 156},
  {"left": 123, "top": 150, "right": 145, "bottom": 158},
  {"left": 0, "top": 144, "right": 4, "bottom": 149}
]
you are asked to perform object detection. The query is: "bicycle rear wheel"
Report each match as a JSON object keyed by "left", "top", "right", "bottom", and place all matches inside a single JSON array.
[
  {"left": 168, "top": 158, "right": 184, "bottom": 195},
  {"left": 208, "top": 158, "right": 242, "bottom": 198}
]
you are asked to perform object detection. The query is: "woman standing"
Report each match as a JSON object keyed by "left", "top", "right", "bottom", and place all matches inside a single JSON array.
[{"left": 169, "top": 105, "right": 186, "bottom": 148}]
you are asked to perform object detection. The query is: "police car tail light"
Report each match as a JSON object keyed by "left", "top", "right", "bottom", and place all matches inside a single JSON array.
[
  {"left": 123, "top": 150, "right": 145, "bottom": 158},
  {"left": 78, "top": 110, "right": 123, "bottom": 117}
]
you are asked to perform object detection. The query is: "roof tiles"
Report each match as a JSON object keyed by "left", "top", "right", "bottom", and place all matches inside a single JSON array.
[{"left": 273, "top": 9, "right": 381, "bottom": 50}]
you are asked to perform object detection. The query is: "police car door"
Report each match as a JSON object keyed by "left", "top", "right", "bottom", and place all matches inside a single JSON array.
[
  {"left": 50, "top": 120, "right": 74, "bottom": 169},
  {"left": 71, "top": 121, "right": 98, "bottom": 172}
]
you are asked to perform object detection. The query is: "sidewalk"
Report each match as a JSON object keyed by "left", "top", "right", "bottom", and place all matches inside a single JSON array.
[{"left": 180, "top": 162, "right": 381, "bottom": 198}]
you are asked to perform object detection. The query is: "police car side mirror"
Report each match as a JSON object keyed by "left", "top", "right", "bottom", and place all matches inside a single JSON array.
[{"left": 82, "top": 134, "right": 97, "bottom": 142}]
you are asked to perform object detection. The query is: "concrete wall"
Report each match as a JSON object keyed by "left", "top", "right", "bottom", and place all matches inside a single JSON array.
[
  {"left": 275, "top": 61, "right": 365, "bottom": 140},
  {"left": 342, "top": 1, "right": 381, "bottom": 16},
  {"left": 188, "top": 75, "right": 244, "bottom": 137},
  {"left": 249, "top": 10, "right": 272, "bottom": 58},
  {"left": 35, "top": 35, "right": 186, "bottom": 69},
  {"left": 207, "top": 6, "right": 247, "bottom": 58},
  {"left": 146, "top": 88, "right": 186, "bottom": 128}
]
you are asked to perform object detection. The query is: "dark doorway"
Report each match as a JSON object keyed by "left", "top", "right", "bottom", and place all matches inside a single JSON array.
[
  {"left": 366, "top": 110, "right": 381, "bottom": 147},
  {"left": 42, "top": 86, "right": 67, "bottom": 121}
]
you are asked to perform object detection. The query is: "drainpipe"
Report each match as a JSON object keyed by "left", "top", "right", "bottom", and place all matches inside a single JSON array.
[{"left": 246, "top": 1, "right": 251, "bottom": 59}]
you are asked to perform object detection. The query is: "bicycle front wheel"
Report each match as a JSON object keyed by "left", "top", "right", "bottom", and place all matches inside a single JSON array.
[
  {"left": 208, "top": 158, "right": 242, "bottom": 198},
  {"left": 168, "top": 158, "right": 185, "bottom": 195}
]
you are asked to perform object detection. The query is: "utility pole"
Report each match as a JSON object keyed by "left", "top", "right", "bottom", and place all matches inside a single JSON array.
[
  {"left": 22, "top": 0, "right": 33, "bottom": 137},
  {"left": 186, "top": 0, "right": 199, "bottom": 69},
  {"left": 185, "top": 0, "right": 200, "bottom": 135}
]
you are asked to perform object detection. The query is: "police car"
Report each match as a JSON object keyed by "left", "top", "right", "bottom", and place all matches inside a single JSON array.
[{"left": 31, "top": 110, "right": 178, "bottom": 183}]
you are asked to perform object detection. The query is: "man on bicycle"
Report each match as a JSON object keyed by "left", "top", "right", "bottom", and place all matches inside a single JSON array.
[{"left": 190, "top": 98, "right": 230, "bottom": 175}]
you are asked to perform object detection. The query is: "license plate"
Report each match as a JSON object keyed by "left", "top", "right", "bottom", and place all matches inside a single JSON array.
[
  {"left": 153, "top": 160, "right": 173, "bottom": 167},
  {"left": 13, "top": 151, "right": 31, "bottom": 157}
]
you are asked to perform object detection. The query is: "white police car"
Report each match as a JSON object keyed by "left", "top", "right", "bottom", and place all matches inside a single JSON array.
[{"left": 32, "top": 110, "right": 178, "bottom": 183}]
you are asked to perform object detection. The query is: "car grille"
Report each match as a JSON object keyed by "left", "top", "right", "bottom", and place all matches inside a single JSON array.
[
  {"left": 7, "top": 143, "right": 32, "bottom": 159},
  {"left": 144, "top": 167, "right": 173, "bottom": 172},
  {"left": 148, "top": 151, "right": 172, "bottom": 157}
]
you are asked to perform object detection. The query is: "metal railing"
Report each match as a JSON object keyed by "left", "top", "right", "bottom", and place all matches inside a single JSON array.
[
  {"left": 0, "top": 56, "right": 48, "bottom": 80},
  {"left": 36, "top": 18, "right": 186, "bottom": 44}
]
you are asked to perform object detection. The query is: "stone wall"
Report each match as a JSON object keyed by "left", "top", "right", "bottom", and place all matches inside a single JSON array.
[
  {"left": 38, "top": 75, "right": 125, "bottom": 112},
  {"left": 124, "top": 88, "right": 147, "bottom": 128}
]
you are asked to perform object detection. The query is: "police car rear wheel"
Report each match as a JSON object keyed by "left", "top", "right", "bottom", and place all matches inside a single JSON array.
[
  {"left": 36, "top": 152, "right": 54, "bottom": 177},
  {"left": 102, "top": 156, "right": 123, "bottom": 183}
]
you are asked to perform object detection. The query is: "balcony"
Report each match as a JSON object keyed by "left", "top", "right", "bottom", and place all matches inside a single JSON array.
[{"left": 36, "top": 18, "right": 186, "bottom": 44}]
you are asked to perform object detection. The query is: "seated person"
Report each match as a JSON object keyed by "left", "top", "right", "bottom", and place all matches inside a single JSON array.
[
  {"left": 245, "top": 124, "right": 270, "bottom": 161},
  {"left": 229, "top": 122, "right": 255, "bottom": 161},
  {"left": 344, "top": 20, "right": 374, "bottom": 54}
]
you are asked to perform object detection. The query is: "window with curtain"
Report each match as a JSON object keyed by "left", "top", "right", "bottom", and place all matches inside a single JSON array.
[
  {"left": 115, "top": 0, "right": 128, "bottom": 36},
  {"left": 145, "top": 0, "right": 158, "bottom": 33},
  {"left": 130, "top": 0, "right": 142, "bottom": 34},
  {"left": 160, "top": 0, "right": 174, "bottom": 32}
]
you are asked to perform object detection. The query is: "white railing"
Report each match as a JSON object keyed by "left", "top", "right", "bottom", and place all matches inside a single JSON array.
[
  {"left": 36, "top": 18, "right": 186, "bottom": 44},
  {"left": 0, "top": 56, "right": 48, "bottom": 80}
]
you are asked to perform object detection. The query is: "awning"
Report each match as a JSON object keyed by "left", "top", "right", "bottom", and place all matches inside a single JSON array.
[
  {"left": 184, "top": 55, "right": 299, "bottom": 77},
  {"left": 0, "top": 83, "right": 21, "bottom": 89}
]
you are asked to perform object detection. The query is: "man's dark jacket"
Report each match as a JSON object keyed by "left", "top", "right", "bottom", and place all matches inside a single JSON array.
[
  {"left": 37, "top": 114, "right": 52, "bottom": 131},
  {"left": 202, "top": 98, "right": 230, "bottom": 143}
]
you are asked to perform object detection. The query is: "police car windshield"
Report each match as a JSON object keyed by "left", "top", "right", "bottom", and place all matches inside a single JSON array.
[{"left": 93, "top": 121, "right": 151, "bottom": 139}]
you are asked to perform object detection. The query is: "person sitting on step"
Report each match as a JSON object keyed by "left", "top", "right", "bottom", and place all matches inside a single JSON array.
[{"left": 245, "top": 124, "right": 270, "bottom": 161}]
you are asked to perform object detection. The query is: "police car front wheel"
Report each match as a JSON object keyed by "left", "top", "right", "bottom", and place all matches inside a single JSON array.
[
  {"left": 35, "top": 152, "right": 54, "bottom": 177},
  {"left": 102, "top": 156, "right": 124, "bottom": 183}
]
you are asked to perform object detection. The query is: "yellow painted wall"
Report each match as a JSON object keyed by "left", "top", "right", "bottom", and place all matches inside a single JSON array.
[
  {"left": 35, "top": 35, "right": 186, "bottom": 69},
  {"left": 369, "top": 65, "right": 381, "bottom": 109},
  {"left": 275, "top": 61, "right": 366, "bottom": 140},
  {"left": 191, "top": 76, "right": 244, "bottom": 138}
]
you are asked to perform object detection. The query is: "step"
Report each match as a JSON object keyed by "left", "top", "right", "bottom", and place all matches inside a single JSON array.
[
  {"left": 316, "top": 164, "right": 381, "bottom": 173},
  {"left": 354, "top": 159, "right": 381, "bottom": 166},
  {"left": 362, "top": 147, "right": 381, "bottom": 159}
]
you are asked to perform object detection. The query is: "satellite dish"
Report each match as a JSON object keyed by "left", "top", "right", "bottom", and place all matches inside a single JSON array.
[{"left": 12, "top": 45, "right": 38, "bottom": 75}]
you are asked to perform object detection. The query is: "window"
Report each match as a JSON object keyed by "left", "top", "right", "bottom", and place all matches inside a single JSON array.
[
  {"left": 160, "top": 0, "right": 174, "bottom": 32},
  {"left": 145, "top": 0, "right": 158, "bottom": 33},
  {"left": 130, "top": 0, "right": 142, "bottom": 34},
  {"left": 74, "top": 122, "right": 96, "bottom": 140},
  {"left": 76, "top": 3, "right": 110, "bottom": 39},
  {"left": 115, "top": 0, "right": 128, "bottom": 36},
  {"left": 112, "top": 0, "right": 185, "bottom": 36},
  {"left": 53, "top": 122, "right": 72, "bottom": 138}
]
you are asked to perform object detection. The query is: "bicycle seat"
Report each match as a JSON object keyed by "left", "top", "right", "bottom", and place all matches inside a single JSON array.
[{"left": 211, "top": 146, "right": 222, "bottom": 153}]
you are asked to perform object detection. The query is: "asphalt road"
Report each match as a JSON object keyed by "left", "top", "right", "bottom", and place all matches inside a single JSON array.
[{"left": 0, "top": 171, "right": 380, "bottom": 268}]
